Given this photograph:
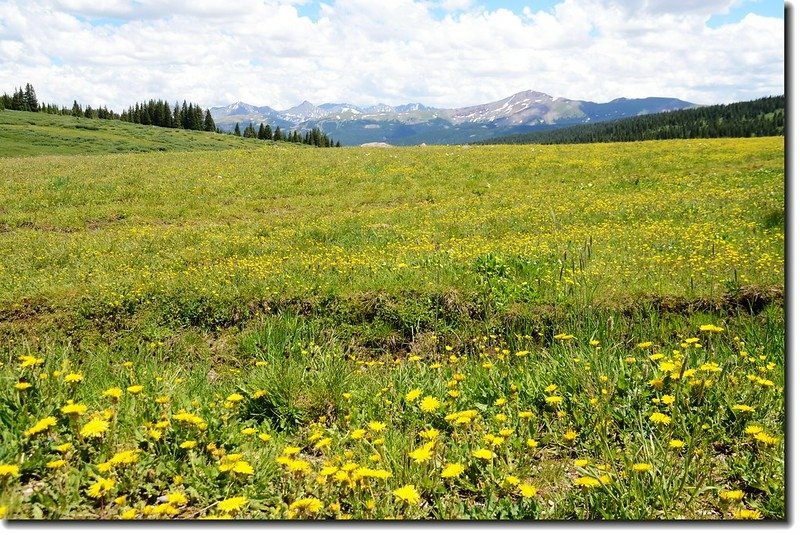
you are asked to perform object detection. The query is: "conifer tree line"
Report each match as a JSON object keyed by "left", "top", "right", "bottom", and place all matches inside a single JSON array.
[
  {"left": 119, "top": 99, "right": 215, "bottom": 131},
  {"left": 231, "top": 121, "right": 341, "bottom": 147},
  {"left": 482, "top": 95, "right": 785, "bottom": 145},
  {"left": 2, "top": 82, "right": 341, "bottom": 146}
]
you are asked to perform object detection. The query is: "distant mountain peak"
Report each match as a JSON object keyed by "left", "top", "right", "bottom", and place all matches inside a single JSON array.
[{"left": 209, "top": 90, "right": 696, "bottom": 146}]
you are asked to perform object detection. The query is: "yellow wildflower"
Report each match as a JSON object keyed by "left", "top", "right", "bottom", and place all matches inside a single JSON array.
[
  {"left": 732, "top": 508, "right": 762, "bottom": 519},
  {"left": 80, "top": 418, "right": 109, "bottom": 438},
  {"left": 405, "top": 389, "right": 422, "bottom": 403},
  {"left": 368, "top": 421, "right": 387, "bottom": 432},
  {"left": 103, "top": 387, "right": 123, "bottom": 400},
  {"left": 473, "top": 448, "right": 494, "bottom": 460},
  {"left": 419, "top": 396, "right": 441, "bottom": 413},
  {"left": 393, "top": 484, "right": 421, "bottom": 505},
  {"left": 61, "top": 401, "right": 88, "bottom": 416},
  {"left": 719, "top": 489, "right": 745, "bottom": 502},
  {"left": 441, "top": 463, "right": 465, "bottom": 479},
  {"left": 650, "top": 412, "right": 672, "bottom": 425},
  {"left": 24, "top": 416, "right": 57, "bottom": 437},
  {"left": 0, "top": 464, "right": 20, "bottom": 477},
  {"left": 217, "top": 496, "right": 248, "bottom": 513},
  {"left": 669, "top": 439, "right": 685, "bottom": 449},
  {"left": 575, "top": 476, "right": 601, "bottom": 488},
  {"left": 86, "top": 477, "right": 115, "bottom": 498}
]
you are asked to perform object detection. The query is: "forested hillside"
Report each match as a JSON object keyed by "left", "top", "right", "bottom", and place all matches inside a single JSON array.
[{"left": 482, "top": 96, "right": 784, "bottom": 145}]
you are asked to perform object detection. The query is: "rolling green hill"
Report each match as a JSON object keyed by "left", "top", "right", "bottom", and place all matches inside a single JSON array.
[{"left": 0, "top": 110, "right": 267, "bottom": 157}]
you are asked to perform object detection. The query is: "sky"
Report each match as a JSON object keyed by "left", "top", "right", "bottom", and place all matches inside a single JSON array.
[{"left": 0, "top": 0, "right": 786, "bottom": 111}]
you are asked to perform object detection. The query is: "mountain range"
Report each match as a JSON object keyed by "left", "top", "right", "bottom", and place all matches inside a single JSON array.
[{"left": 210, "top": 90, "right": 696, "bottom": 146}]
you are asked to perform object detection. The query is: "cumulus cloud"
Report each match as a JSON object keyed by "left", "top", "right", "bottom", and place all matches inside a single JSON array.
[{"left": 0, "top": 0, "right": 784, "bottom": 111}]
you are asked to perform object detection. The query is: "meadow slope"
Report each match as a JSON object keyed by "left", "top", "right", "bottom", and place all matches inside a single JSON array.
[{"left": 0, "top": 137, "right": 785, "bottom": 520}]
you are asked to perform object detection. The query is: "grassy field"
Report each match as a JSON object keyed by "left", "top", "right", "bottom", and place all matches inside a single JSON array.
[
  {"left": 0, "top": 123, "right": 785, "bottom": 520},
  {"left": 0, "top": 110, "right": 264, "bottom": 157}
]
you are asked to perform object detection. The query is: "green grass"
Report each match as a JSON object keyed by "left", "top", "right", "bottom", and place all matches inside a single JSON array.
[
  {"left": 0, "top": 110, "right": 266, "bottom": 157},
  {"left": 0, "top": 130, "right": 785, "bottom": 520}
]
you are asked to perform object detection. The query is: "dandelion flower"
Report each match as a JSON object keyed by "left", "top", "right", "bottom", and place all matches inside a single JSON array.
[
  {"left": 108, "top": 449, "right": 139, "bottom": 466},
  {"left": 719, "top": 490, "right": 745, "bottom": 502},
  {"left": 103, "top": 387, "right": 123, "bottom": 400},
  {"left": 24, "top": 416, "right": 57, "bottom": 437},
  {"left": 393, "top": 484, "right": 421, "bottom": 505},
  {"left": 368, "top": 421, "right": 387, "bottom": 432},
  {"left": 226, "top": 393, "right": 243, "bottom": 403},
  {"left": 0, "top": 464, "right": 20, "bottom": 477},
  {"left": 409, "top": 445, "right": 434, "bottom": 464},
  {"left": 650, "top": 412, "right": 672, "bottom": 425},
  {"left": 61, "top": 401, "right": 88, "bottom": 416},
  {"left": 64, "top": 373, "right": 83, "bottom": 383},
  {"left": 217, "top": 496, "right": 248, "bottom": 513},
  {"left": 80, "top": 418, "right": 110, "bottom": 438},
  {"left": 127, "top": 385, "right": 144, "bottom": 394},
  {"left": 473, "top": 448, "right": 494, "bottom": 460},
  {"left": 54, "top": 442, "right": 72, "bottom": 453},
  {"left": 418, "top": 429, "right": 440, "bottom": 441},
  {"left": 419, "top": 396, "right": 441, "bottom": 413},
  {"left": 754, "top": 432, "right": 778, "bottom": 446},
  {"left": 545, "top": 395, "right": 563, "bottom": 405},
  {"left": 519, "top": 483, "right": 537, "bottom": 498},
  {"left": 180, "top": 440, "right": 197, "bottom": 450},
  {"left": 563, "top": 430, "right": 578, "bottom": 442},
  {"left": 289, "top": 497, "right": 323, "bottom": 515},
  {"left": 46, "top": 459, "right": 66, "bottom": 469},
  {"left": 637, "top": 341, "right": 654, "bottom": 349},
  {"left": 575, "top": 476, "right": 601, "bottom": 488},
  {"left": 732, "top": 508, "right": 762, "bottom": 520},
  {"left": 167, "top": 492, "right": 188, "bottom": 506},
  {"left": 699, "top": 324, "right": 724, "bottom": 333},
  {"left": 669, "top": 439, "right": 685, "bottom": 449},
  {"left": 441, "top": 463, "right": 465, "bottom": 479},
  {"left": 732, "top": 404, "right": 755, "bottom": 413},
  {"left": 405, "top": 389, "right": 422, "bottom": 403},
  {"left": 19, "top": 355, "right": 44, "bottom": 368},
  {"left": 574, "top": 459, "right": 589, "bottom": 468},
  {"left": 14, "top": 382, "right": 33, "bottom": 391},
  {"left": 86, "top": 477, "right": 115, "bottom": 498},
  {"left": 632, "top": 463, "right": 652, "bottom": 472}
]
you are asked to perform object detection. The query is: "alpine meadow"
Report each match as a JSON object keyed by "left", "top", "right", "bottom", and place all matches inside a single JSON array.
[
  {"left": 0, "top": 111, "right": 784, "bottom": 520},
  {"left": 0, "top": 0, "right": 786, "bottom": 524}
]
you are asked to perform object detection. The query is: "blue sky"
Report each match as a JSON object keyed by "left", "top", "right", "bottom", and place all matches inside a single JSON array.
[
  {"left": 292, "top": 0, "right": 784, "bottom": 26},
  {"left": 0, "top": 0, "right": 785, "bottom": 111}
]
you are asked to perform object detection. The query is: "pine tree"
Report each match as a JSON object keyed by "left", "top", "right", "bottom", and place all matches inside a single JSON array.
[
  {"left": 204, "top": 110, "right": 216, "bottom": 132},
  {"left": 23, "top": 83, "right": 39, "bottom": 112},
  {"left": 233, "top": 122, "right": 241, "bottom": 136}
]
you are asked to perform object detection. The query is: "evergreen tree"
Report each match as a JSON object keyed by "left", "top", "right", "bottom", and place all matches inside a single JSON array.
[
  {"left": 204, "top": 110, "right": 216, "bottom": 132},
  {"left": 12, "top": 88, "right": 25, "bottom": 111},
  {"left": 273, "top": 126, "right": 282, "bottom": 141},
  {"left": 243, "top": 122, "right": 257, "bottom": 138},
  {"left": 233, "top": 122, "right": 241, "bottom": 136},
  {"left": 23, "top": 83, "right": 39, "bottom": 112},
  {"left": 71, "top": 100, "right": 82, "bottom": 117}
]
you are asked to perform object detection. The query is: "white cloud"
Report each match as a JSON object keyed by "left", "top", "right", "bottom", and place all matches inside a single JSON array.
[{"left": 0, "top": 0, "right": 784, "bottom": 111}]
